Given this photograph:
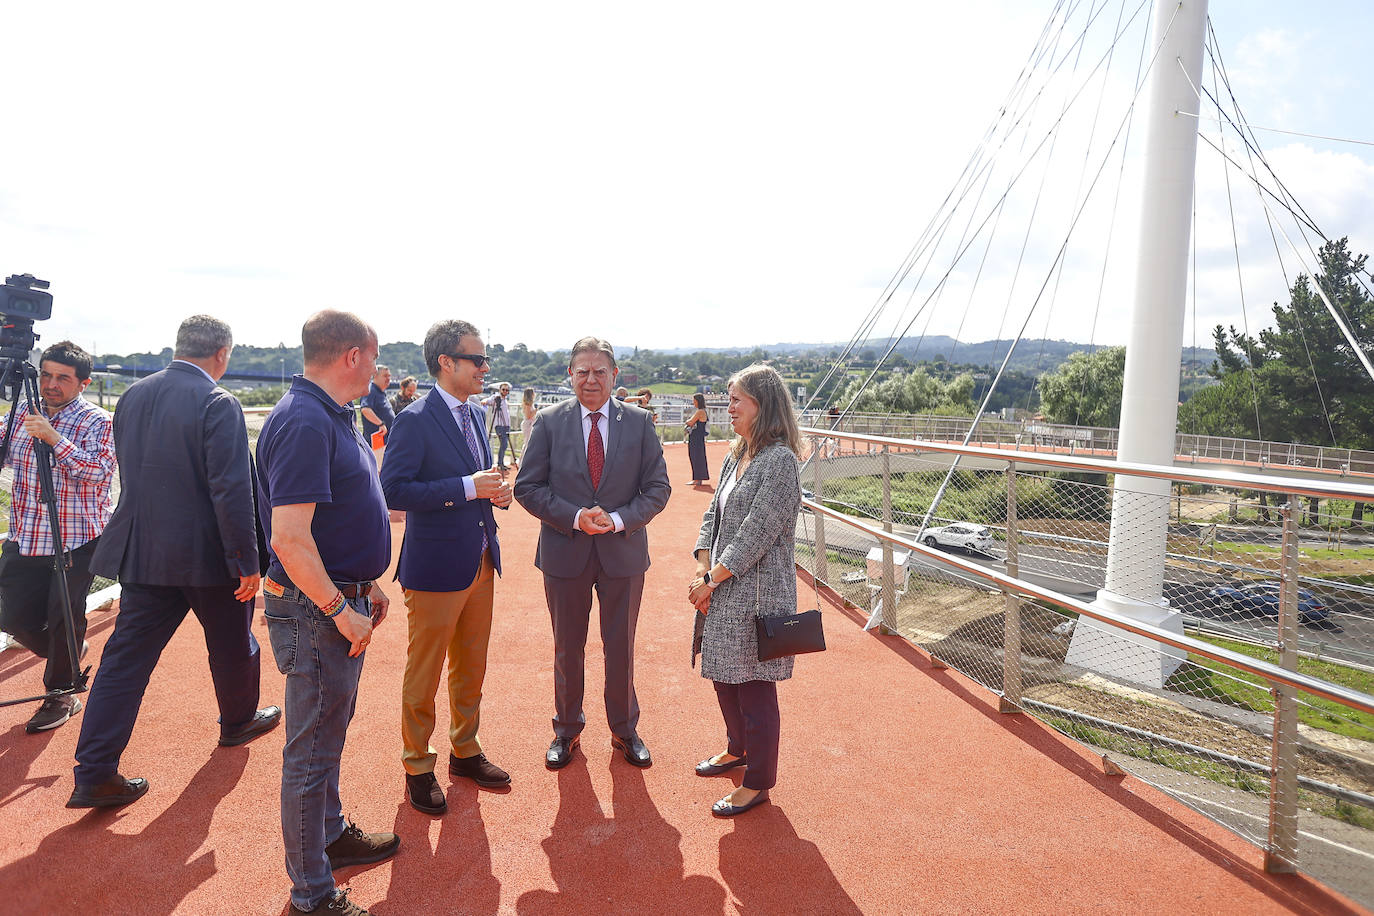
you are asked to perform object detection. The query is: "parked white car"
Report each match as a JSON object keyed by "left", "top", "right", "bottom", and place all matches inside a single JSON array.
[{"left": 921, "top": 523, "right": 995, "bottom": 555}]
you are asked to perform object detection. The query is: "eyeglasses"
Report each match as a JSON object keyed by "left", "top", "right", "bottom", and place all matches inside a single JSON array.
[{"left": 446, "top": 353, "right": 491, "bottom": 369}]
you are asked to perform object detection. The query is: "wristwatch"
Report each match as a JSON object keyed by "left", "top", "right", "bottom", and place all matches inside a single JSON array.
[{"left": 702, "top": 572, "right": 720, "bottom": 590}]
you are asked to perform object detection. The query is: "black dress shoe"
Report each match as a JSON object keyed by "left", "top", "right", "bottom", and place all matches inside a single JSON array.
[
  {"left": 67, "top": 773, "right": 149, "bottom": 809},
  {"left": 449, "top": 752, "right": 511, "bottom": 788},
  {"left": 219, "top": 705, "right": 282, "bottom": 746},
  {"left": 546, "top": 735, "right": 580, "bottom": 770},
  {"left": 611, "top": 733, "right": 652, "bottom": 768},
  {"left": 711, "top": 788, "right": 770, "bottom": 817},
  {"left": 695, "top": 754, "right": 747, "bottom": 776},
  {"left": 405, "top": 772, "right": 447, "bottom": 815}
]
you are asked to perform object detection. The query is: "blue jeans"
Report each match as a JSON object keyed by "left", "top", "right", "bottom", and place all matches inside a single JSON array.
[{"left": 265, "top": 591, "right": 369, "bottom": 911}]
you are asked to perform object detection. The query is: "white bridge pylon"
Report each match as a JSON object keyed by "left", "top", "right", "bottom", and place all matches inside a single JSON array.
[{"left": 1065, "top": 0, "right": 1210, "bottom": 688}]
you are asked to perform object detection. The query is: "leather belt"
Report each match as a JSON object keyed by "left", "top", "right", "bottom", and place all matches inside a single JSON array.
[{"left": 264, "top": 578, "right": 374, "bottom": 601}]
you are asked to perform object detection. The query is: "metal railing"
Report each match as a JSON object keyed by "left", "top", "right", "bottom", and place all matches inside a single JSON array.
[
  {"left": 796, "top": 426, "right": 1374, "bottom": 904},
  {"left": 795, "top": 411, "right": 1374, "bottom": 477}
]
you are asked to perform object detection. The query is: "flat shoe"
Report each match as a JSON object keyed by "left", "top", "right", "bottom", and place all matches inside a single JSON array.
[
  {"left": 695, "top": 755, "right": 747, "bottom": 776},
  {"left": 711, "top": 789, "right": 770, "bottom": 817}
]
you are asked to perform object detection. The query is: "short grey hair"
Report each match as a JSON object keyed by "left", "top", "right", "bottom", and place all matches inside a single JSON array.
[
  {"left": 174, "top": 315, "right": 233, "bottom": 359},
  {"left": 423, "top": 320, "right": 481, "bottom": 377},
  {"left": 568, "top": 336, "right": 616, "bottom": 370}
]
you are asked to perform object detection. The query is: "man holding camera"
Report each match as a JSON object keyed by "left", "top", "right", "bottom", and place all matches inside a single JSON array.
[
  {"left": 0, "top": 341, "right": 114, "bottom": 734},
  {"left": 481, "top": 382, "right": 514, "bottom": 470}
]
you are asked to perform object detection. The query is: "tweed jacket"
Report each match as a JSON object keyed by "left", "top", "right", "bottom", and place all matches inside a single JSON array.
[{"left": 692, "top": 442, "right": 802, "bottom": 683}]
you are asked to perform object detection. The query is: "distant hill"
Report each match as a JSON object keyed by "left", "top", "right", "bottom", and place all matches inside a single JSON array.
[
  {"left": 96, "top": 337, "right": 1217, "bottom": 384},
  {"left": 651, "top": 337, "right": 1218, "bottom": 374}
]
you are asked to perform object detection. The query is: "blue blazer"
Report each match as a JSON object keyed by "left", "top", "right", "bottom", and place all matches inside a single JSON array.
[{"left": 380, "top": 388, "right": 502, "bottom": 591}]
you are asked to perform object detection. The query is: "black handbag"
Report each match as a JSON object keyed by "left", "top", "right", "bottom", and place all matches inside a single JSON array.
[{"left": 755, "top": 609, "right": 826, "bottom": 661}]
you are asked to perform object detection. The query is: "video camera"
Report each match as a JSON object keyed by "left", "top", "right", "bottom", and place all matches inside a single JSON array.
[{"left": 0, "top": 274, "right": 53, "bottom": 362}]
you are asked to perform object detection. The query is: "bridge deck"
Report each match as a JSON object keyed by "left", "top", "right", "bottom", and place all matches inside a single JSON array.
[{"left": 0, "top": 441, "right": 1362, "bottom": 914}]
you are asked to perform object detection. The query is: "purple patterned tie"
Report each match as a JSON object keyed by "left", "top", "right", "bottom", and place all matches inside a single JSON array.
[{"left": 459, "top": 403, "right": 489, "bottom": 554}]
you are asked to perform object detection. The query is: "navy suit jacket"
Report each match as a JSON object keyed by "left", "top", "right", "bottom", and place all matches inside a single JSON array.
[
  {"left": 380, "top": 388, "right": 502, "bottom": 592},
  {"left": 91, "top": 361, "right": 258, "bottom": 586}
]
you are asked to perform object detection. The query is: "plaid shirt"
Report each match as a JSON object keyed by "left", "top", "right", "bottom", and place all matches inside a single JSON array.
[{"left": 3, "top": 396, "right": 115, "bottom": 556}]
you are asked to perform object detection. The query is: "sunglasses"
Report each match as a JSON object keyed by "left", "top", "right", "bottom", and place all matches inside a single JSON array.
[{"left": 447, "top": 353, "right": 491, "bottom": 369}]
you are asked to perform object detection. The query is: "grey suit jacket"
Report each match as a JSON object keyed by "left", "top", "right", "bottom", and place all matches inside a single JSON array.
[
  {"left": 513, "top": 397, "right": 670, "bottom": 579},
  {"left": 92, "top": 361, "right": 258, "bottom": 586},
  {"left": 692, "top": 442, "right": 801, "bottom": 683}
]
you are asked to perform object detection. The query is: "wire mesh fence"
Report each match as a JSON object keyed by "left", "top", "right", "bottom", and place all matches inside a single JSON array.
[{"left": 797, "top": 429, "right": 1374, "bottom": 906}]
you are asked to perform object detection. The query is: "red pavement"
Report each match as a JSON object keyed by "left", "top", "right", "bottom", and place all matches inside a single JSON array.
[{"left": 0, "top": 440, "right": 1363, "bottom": 915}]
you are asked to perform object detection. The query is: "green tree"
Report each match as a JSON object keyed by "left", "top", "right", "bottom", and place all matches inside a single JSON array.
[
  {"left": 1037, "top": 346, "right": 1126, "bottom": 427},
  {"left": 1185, "top": 237, "right": 1374, "bottom": 449}
]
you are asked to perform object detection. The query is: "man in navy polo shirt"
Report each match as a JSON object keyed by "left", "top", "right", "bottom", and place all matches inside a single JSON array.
[
  {"left": 257, "top": 310, "right": 397, "bottom": 916},
  {"left": 358, "top": 363, "right": 393, "bottom": 453}
]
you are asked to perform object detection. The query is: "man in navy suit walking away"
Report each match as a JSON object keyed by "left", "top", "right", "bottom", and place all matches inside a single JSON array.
[
  {"left": 381, "top": 319, "right": 512, "bottom": 816},
  {"left": 68, "top": 315, "right": 279, "bottom": 809}
]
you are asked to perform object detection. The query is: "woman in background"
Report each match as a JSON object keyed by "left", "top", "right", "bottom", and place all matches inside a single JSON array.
[
  {"left": 688, "top": 364, "right": 802, "bottom": 817},
  {"left": 520, "top": 387, "right": 537, "bottom": 451},
  {"left": 684, "top": 392, "right": 710, "bottom": 485}
]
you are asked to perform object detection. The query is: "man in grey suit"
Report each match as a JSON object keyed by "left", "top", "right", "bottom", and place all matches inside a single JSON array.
[
  {"left": 68, "top": 315, "right": 280, "bottom": 808},
  {"left": 514, "top": 337, "right": 670, "bottom": 769}
]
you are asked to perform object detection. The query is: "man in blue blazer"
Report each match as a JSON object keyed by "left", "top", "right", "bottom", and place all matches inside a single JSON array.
[
  {"left": 380, "top": 319, "right": 512, "bottom": 816},
  {"left": 69, "top": 315, "right": 279, "bottom": 808}
]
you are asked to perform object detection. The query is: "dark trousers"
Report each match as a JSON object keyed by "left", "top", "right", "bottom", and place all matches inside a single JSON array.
[
  {"left": 713, "top": 679, "right": 780, "bottom": 791},
  {"left": 0, "top": 537, "right": 97, "bottom": 691},
  {"left": 73, "top": 582, "right": 261, "bottom": 787},
  {"left": 544, "top": 550, "right": 643, "bottom": 740},
  {"left": 493, "top": 425, "right": 512, "bottom": 467}
]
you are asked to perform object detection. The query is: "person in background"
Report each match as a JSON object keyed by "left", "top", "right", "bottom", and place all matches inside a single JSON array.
[
  {"left": 359, "top": 364, "right": 394, "bottom": 453},
  {"left": 520, "top": 387, "right": 537, "bottom": 451},
  {"left": 482, "top": 382, "right": 514, "bottom": 471},
  {"left": 0, "top": 341, "right": 114, "bottom": 735},
  {"left": 684, "top": 392, "right": 710, "bottom": 486},
  {"left": 687, "top": 364, "right": 803, "bottom": 818},
  {"left": 391, "top": 376, "right": 420, "bottom": 414},
  {"left": 614, "top": 386, "right": 629, "bottom": 401},
  {"left": 257, "top": 310, "right": 398, "bottom": 916}
]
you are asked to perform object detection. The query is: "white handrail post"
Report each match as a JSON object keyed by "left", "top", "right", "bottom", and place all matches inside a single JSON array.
[
  {"left": 1266, "top": 495, "right": 1301, "bottom": 873},
  {"left": 1001, "top": 461, "right": 1023, "bottom": 714}
]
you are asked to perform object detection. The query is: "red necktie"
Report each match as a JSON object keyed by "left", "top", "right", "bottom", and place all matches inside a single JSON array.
[{"left": 588, "top": 411, "right": 604, "bottom": 489}]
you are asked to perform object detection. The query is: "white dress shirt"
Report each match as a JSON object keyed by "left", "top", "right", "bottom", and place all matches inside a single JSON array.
[
  {"left": 434, "top": 384, "right": 483, "bottom": 502},
  {"left": 574, "top": 399, "right": 624, "bottom": 533}
]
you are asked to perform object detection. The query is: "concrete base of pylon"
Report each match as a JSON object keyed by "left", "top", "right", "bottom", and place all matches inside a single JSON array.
[{"left": 1065, "top": 590, "right": 1185, "bottom": 689}]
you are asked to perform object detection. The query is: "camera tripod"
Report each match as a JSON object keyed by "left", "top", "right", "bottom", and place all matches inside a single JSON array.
[{"left": 0, "top": 355, "right": 88, "bottom": 709}]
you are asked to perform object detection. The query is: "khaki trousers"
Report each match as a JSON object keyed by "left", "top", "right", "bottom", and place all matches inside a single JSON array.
[{"left": 401, "top": 553, "right": 495, "bottom": 775}]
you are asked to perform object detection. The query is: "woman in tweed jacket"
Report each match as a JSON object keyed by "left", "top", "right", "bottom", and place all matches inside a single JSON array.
[{"left": 687, "top": 364, "right": 802, "bottom": 817}]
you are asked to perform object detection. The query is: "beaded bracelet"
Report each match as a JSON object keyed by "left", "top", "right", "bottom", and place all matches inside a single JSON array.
[{"left": 321, "top": 591, "right": 349, "bottom": 618}]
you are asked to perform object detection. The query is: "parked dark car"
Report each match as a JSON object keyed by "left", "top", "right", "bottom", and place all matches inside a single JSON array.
[{"left": 1208, "top": 582, "right": 1329, "bottom": 623}]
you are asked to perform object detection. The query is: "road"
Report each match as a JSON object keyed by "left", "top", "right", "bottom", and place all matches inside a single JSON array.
[{"left": 800, "top": 510, "right": 1374, "bottom": 666}]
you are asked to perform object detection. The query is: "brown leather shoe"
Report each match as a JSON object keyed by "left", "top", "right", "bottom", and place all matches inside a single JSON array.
[
  {"left": 325, "top": 819, "right": 400, "bottom": 869},
  {"left": 405, "top": 771, "right": 447, "bottom": 815},
  {"left": 449, "top": 752, "right": 511, "bottom": 788},
  {"left": 66, "top": 773, "right": 149, "bottom": 809},
  {"left": 288, "top": 888, "right": 373, "bottom": 914}
]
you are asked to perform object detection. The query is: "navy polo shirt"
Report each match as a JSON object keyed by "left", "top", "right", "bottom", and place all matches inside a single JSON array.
[
  {"left": 360, "top": 382, "right": 395, "bottom": 440},
  {"left": 257, "top": 374, "right": 391, "bottom": 585}
]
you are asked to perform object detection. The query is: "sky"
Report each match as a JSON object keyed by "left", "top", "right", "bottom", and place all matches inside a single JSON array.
[{"left": 3, "top": 0, "right": 1372, "bottom": 359}]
